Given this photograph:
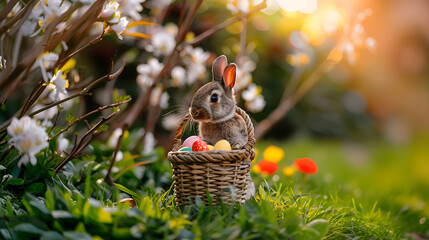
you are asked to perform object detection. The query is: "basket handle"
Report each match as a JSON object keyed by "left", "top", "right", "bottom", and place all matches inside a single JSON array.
[{"left": 171, "top": 106, "right": 256, "bottom": 153}]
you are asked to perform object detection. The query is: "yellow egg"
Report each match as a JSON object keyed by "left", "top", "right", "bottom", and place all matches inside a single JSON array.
[
  {"left": 208, "top": 145, "right": 214, "bottom": 150},
  {"left": 213, "top": 140, "right": 231, "bottom": 151}
]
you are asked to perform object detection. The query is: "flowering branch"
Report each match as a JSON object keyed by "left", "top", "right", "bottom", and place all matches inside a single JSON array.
[
  {"left": 55, "top": 110, "right": 118, "bottom": 173},
  {"left": 254, "top": 50, "right": 340, "bottom": 139},
  {"left": 49, "top": 97, "right": 131, "bottom": 141},
  {"left": 189, "top": 1, "right": 267, "bottom": 46},
  {"left": 104, "top": 124, "right": 126, "bottom": 186}
]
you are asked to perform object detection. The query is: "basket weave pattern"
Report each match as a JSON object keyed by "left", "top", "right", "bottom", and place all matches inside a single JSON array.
[{"left": 167, "top": 107, "right": 255, "bottom": 206}]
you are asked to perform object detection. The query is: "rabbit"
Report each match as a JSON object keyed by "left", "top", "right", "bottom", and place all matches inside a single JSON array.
[{"left": 189, "top": 55, "right": 255, "bottom": 199}]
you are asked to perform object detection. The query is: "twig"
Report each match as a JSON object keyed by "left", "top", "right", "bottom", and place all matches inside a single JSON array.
[
  {"left": 55, "top": 32, "right": 104, "bottom": 70},
  {"left": 0, "top": 0, "right": 37, "bottom": 35},
  {"left": 177, "top": 0, "right": 186, "bottom": 29},
  {"left": 0, "top": 0, "right": 19, "bottom": 21},
  {"left": 104, "top": 124, "right": 127, "bottom": 186},
  {"left": 176, "top": 0, "right": 202, "bottom": 43},
  {"left": 47, "top": 105, "right": 62, "bottom": 135},
  {"left": 54, "top": 111, "right": 118, "bottom": 173},
  {"left": 189, "top": 1, "right": 267, "bottom": 45},
  {"left": 114, "top": 160, "right": 153, "bottom": 181},
  {"left": 0, "top": 145, "right": 15, "bottom": 163},
  {"left": 254, "top": 57, "right": 338, "bottom": 139},
  {"left": 28, "top": 59, "right": 125, "bottom": 118},
  {"left": 48, "top": 98, "right": 131, "bottom": 141},
  {"left": 236, "top": 13, "right": 247, "bottom": 63}
]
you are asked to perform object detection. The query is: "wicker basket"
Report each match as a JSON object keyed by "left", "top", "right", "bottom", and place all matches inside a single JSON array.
[{"left": 167, "top": 107, "right": 255, "bottom": 206}]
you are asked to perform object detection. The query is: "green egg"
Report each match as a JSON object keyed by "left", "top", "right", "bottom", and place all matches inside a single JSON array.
[{"left": 178, "top": 147, "right": 192, "bottom": 152}]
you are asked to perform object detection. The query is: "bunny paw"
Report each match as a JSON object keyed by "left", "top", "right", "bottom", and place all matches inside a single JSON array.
[{"left": 232, "top": 143, "right": 242, "bottom": 150}]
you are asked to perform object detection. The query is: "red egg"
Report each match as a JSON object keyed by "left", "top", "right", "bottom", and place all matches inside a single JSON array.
[
  {"left": 192, "top": 139, "right": 209, "bottom": 151},
  {"left": 257, "top": 159, "right": 278, "bottom": 175}
]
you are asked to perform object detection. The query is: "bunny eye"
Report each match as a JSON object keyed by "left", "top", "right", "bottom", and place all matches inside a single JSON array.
[{"left": 210, "top": 93, "right": 219, "bottom": 103}]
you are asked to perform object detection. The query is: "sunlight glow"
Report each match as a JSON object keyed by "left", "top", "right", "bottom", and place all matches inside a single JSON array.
[{"left": 278, "top": 0, "right": 318, "bottom": 14}]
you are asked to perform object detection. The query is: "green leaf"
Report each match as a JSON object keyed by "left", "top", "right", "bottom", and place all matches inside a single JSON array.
[
  {"left": 114, "top": 183, "right": 143, "bottom": 203},
  {"left": 51, "top": 210, "right": 74, "bottom": 219},
  {"left": 63, "top": 231, "right": 92, "bottom": 240},
  {"left": 96, "top": 125, "right": 109, "bottom": 132},
  {"left": 14, "top": 223, "right": 45, "bottom": 236},
  {"left": 65, "top": 114, "right": 76, "bottom": 124},
  {"left": 5, "top": 178, "right": 24, "bottom": 186},
  {"left": 115, "top": 95, "right": 131, "bottom": 103},
  {"left": 305, "top": 219, "right": 330, "bottom": 238},
  {"left": 24, "top": 164, "right": 43, "bottom": 183},
  {"left": 41, "top": 231, "right": 67, "bottom": 240},
  {"left": 26, "top": 182, "right": 46, "bottom": 195}
]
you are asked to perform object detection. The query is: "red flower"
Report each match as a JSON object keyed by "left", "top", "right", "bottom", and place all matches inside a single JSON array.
[
  {"left": 294, "top": 158, "right": 318, "bottom": 174},
  {"left": 257, "top": 159, "right": 278, "bottom": 175}
]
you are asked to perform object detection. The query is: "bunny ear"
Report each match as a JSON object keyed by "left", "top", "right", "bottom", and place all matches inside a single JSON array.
[
  {"left": 223, "top": 63, "right": 236, "bottom": 89},
  {"left": 212, "top": 55, "right": 228, "bottom": 82}
]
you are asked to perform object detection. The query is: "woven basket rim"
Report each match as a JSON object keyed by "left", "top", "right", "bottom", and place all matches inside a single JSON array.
[{"left": 169, "top": 106, "right": 255, "bottom": 154}]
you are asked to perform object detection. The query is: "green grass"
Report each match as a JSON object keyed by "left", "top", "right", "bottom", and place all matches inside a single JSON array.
[
  {"left": 1, "top": 136, "right": 429, "bottom": 239},
  {"left": 253, "top": 135, "right": 429, "bottom": 238}
]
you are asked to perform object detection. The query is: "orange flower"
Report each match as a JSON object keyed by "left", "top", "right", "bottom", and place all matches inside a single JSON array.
[
  {"left": 294, "top": 158, "right": 318, "bottom": 174},
  {"left": 257, "top": 159, "right": 278, "bottom": 175}
]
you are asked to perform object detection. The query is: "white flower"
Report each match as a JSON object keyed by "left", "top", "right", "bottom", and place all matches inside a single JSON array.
[
  {"left": 245, "top": 95, "right": 266, "bottom": 113},
  {"left": 188, "top": 47, "right": 210, "bottom": 65},
  {"left": 100, "top": 1, "right": 121, "bottom": 24},
  {"left": 108, "top": 128, "right": 123, "bottom": 148},
  {"left": 186, "top": 64, "right": 206, "bottom": 84},
  {"left": 136, "top": 58, "right": 164, "bottom": 89},
  {"left": 111, "top": 17, "right": 129, "bottom": 40},
  {"left": 182, "top": 46, "right": 210, "bottom": 84},
  {"left": 234, "top": 68, "right": 252, "bottom": 91},
  {"left": 73, "top": 0, "right": 95, "bottom": 4},
  {"left": 150, "top": 87, "right": 169, "bottom": 109},
  {"left": 258, "top": 0, "right": 318, "bottom": 15},
  {"left": 152, "top": 31, "right": 176, "bottom": 56},
  {"left": 142, "top": 131, "right": 156, "bottom": 154},
  {"left": 289, "top": 31, "right": 310, "bottom": 50},
  {"left": 119, "top": 0, "right": 145, "bottom": 20},
  {"left": 161, "top": 114, "right": 181, "bottom": 131},
  {"left": 47, "top": 70, "right": 68, "bottom": 101},
  {"left": 147, "top": 0, "right": 172, "bottom": 11},
  {"left": 57, "top": 134, "right": 69, "bottom": 154},
  {"left": 171, "top": 66, "right": 186, "bottom": 87},
  {"left": 113, "top": 150, "right": 123, "bottom": 161},
  {"left": 242, "top": 83, "right": 259, "bottom": 102},
  {"left": 242, "top": 84, "right": 266, "bottom": 113},
  {"left": 366, "top": 37, "right": 376, "bottom": 52},
  {"left": 227, "top": 0, "right": 250, "bottom": 14},
  {"left": 20, "top": 0, "right": 69, "bottom": 36},
  {"left": 20, "top": 20, "right": 38, "bottom": 36},
  {"left": 0, "top": 56, "right": 5, "bottom": 70},
  {"left": 32, "top": 104, "right": 57, "bottom": 120},
  {"left": 7, "top": 116, "right": 49, "bottom": 167},
  {"left": 39, "top": 52, "right": 59, "bottom": 70},
  {"left": 7, "top": 116, "right": 33, "bottom": 138}
]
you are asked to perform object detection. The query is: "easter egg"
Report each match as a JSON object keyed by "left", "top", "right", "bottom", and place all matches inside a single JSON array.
[
  {"left": 192, "top": 139, "right": 209, "bottom": 151},
  {"left": 182, "top": 136, "right": 201, "bottom": 148},
  {"left": 208, "top": 145, "right": 214, "bottom": 150},
  {"left": 118, "top": 198, "right": 136, "bottom": 208},
  {"left": 178, "top": 147, "right": 192, "bottom": 152},
  {"left": 213, "top": 140, "right": 231, "bottom": 151}
]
